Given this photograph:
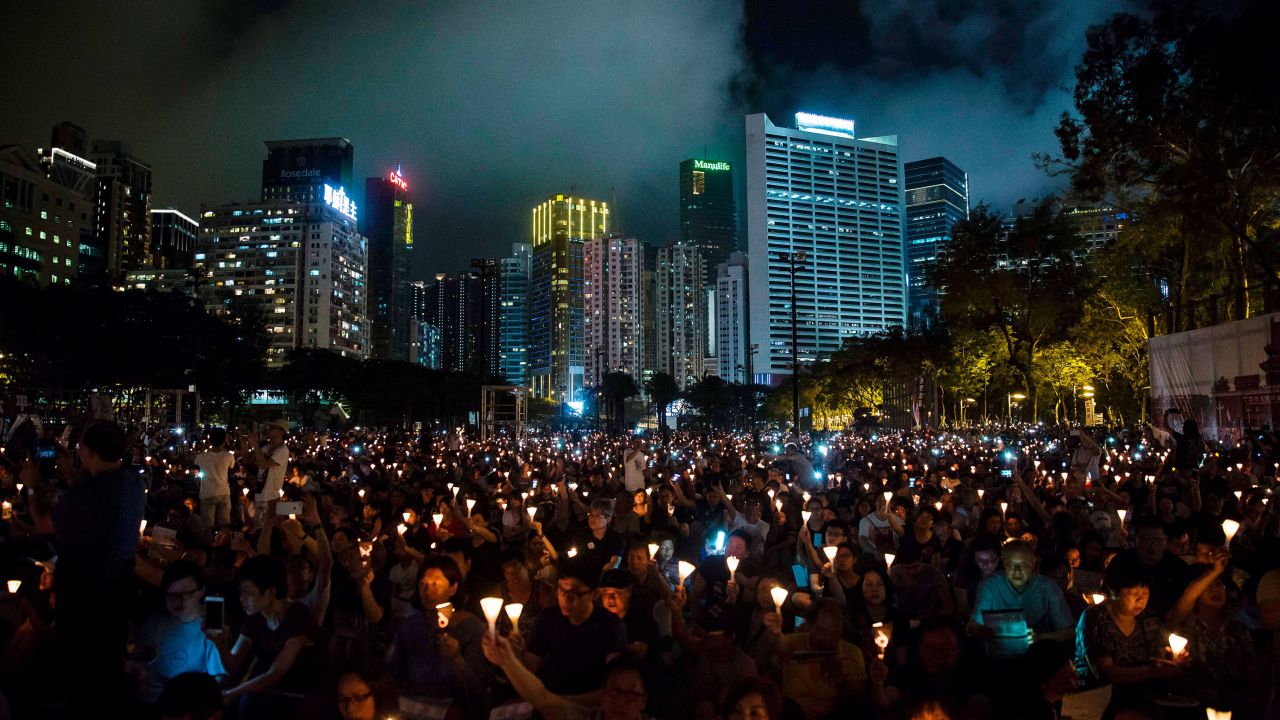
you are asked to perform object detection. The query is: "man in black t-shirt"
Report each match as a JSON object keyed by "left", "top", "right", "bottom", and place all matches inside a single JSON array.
[
  {"left": 523, "top": 558, "right": 627, "bottom": 697},
  {"left": 568, "top": 498, "right": 626, "bottom": 576}
]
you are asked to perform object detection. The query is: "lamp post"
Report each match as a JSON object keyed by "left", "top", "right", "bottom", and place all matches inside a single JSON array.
[
  {"left": 778, "top": 251, "right": 806, "bottom": 433},
  {"left": 1008, "top": 392, "right": 1027, "bottom": 423}
]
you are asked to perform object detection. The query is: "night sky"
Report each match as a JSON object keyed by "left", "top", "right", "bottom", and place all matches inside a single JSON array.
[{"left": 0, "top": 0, "right": 1130, "bottom": 278}]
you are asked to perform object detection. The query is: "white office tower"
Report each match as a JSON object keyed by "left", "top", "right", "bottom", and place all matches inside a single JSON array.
[
  {"left": 716, "top": 251, "right": 750, "bottom": 383},
  {"left": 745, "top": 112, "right": 906, "bottom": 382},
  {"left": 583, "top": 235, "right": 644, "bottom": 388},
  {"left": 655, "top": 243, "right": 707, "bottom": 390},
  {"left": 195, "top": 195, "right": 368, "bottom": 366}
]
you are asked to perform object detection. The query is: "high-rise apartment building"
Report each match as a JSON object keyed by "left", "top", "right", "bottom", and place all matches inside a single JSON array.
[
  {"left": 150, "top": 208, "right": 198, "bottom": 269},
  {"left": 90, "top": 139, "right": 153, "bottom": 276},
  {"left": 499, "top": 243, "right": 532, "bottom": 386},
  {"left": 0, "top": 146, "right": 86, "bottom": 285},
  {"left": 904, "top": 157, "right": 968, "bottom": 325},
  {"left": 745, "top": 112, "right": 906, "bottom": 382},
  {"left": 470, "top": 258, "right": 503, "bottom": 378},
  {"left": 43, "top": 123, "right": 104, "bottom": 282},
  {"left": 421, "top": 264, "right": 501, "bottom": 376},
  {"left": 584, "top": 235, "right": 643, "bottom": 389},
  {"left": 261, "top": 138, "right": 353, "bottom": 205},
  {"left": 363, "top": 169, "right": 414, "bottom": 361},
  {"left": 529, "top": 194, "right": 609, "bottom": 402},
  {"left": 679, "top": 158, "right": 737, "bottom": 285},
  {"left": 716, "top": 252, "right": 750, "bottom": 383},
  {"left": 655, "top": 243, "right": 707, "bottom": 390},
  {"left": 194, "top": 198, "right": 368, "bottom": 366}
]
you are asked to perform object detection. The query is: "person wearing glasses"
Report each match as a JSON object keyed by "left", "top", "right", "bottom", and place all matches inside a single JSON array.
[
  {"left": 136, "top": 560, "right": 227, "bottom": 706},
  {"left": 517, "top": 558, "right": 627, "bottom": 700},
  {"left": 569, "top": 498, "right": 625, "bottom": 575},
  {"left": 484, "top": 631, "right": 654, "bottom": 720}
]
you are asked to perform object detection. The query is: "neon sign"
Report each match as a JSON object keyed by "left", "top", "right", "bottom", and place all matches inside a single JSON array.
[
  {"left": 795, "top": 112, "right": 855, "bottom": 139},
  {"left": 693, "top": 160, "right": 730, "bottom": 171},
  {"left": 388, "top": 170, "right": 408, "bottom": 191},
  {"left": 323, "top": 184, "right": 357, "bottom": 219}
]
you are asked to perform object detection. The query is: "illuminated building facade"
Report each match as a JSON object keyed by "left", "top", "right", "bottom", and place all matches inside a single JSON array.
[
  {"left": 41, "top": 123, "right": 102, "bottom": 282},
  {"left": 746, "top": 112, "right": 906, "bottom": 382},
  {"left": 904, "top": 157, "right": 968, "bottom": 326},
  {"left": 716, "top": 251, "right": 750, "bottom": 382},
  {"left": 150, "top": 208, "right": 198, "bottom": 269},
  {"left": 90, "top": 139, "right": 152, "bottom": 276},
  {"left": 363, "top": 169, "right": 414, "bottom": 361},
  {"left": 655, "top": 243, "right": 707, "bottom": 390},
  {"left": 261, "top": 138, "right": 353, "bottom": 205},
  {"left": 529, "top": 194, "right": 609, "bottom": 402},
  {"left": 584, "top": 235, "right": 643, "bottom": 389},
  {"left": 194, "top": 197, "right": 368, "bottom": 366},
  {"left": 499, "top": 243, "right": 532, "bottom": 386},
  {"left": 0, "top": 146, "right": 86, "bottom": 285},
  {"left": 679, "top": 158, "right": 737, "bottom": 285}
]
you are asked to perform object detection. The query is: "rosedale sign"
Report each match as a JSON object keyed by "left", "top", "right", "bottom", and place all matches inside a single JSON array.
[{"left": 693, "top": 160, "right": 731, "bottom": 172}]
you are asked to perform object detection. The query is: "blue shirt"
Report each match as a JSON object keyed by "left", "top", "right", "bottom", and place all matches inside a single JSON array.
[
  {"left": 971, "top": 573, "right": 1074, "bottom": 634},
  {"left": 138, "top": 612, "right": 226, "bottom": 703}
]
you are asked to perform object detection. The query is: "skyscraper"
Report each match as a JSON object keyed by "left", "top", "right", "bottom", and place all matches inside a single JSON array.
[
  {"left": 363, "top": 169, "right": 414, "bottom": 361},
  {"left": 43, "top": 123, "right": 103, "bottom": 282},
  {"left": 150, "top": 208, "right": 198, "bottom": 269},
  {"left": 584, "top": 235, "right": 643, "bottom": 389},
  {"left": 655, "top": 243, "right": 707, "bottom": 390},
  {"left": 679, "top": 158, "right": 737, "bottom": 284},
  {"left": 499, "top": 243, "right": 532, "bottom": 386},
  {"left": 529, "top": 194, "right": 609, "bottom": 402},
  {"left": 90, "top": 139, "right": 153, "bottom": 276},
  {"left": 194, "top": 198, "right": 368, "bottom": 366},
  {"left": 470, "top": 258, "right": 503, "bottom": 378},
  {"left": 745, "top": 112, "right": 906, "bottom": 382},
  {"left": 0, "top": 146, "right": 86, "bottom": 286},
  {"left": 904, "top": 157, "right": 968, "bottom": 325},
  {"left": 716, "top": 252, "right": 750, "bottom": 382},
  {"left": 260, "top": 138, "right": 353, "bottom": 204}
]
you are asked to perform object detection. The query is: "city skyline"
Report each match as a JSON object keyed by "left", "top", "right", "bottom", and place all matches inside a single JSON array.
[{"left": 0, "top": 1, "right": 1130, "bottom": 279}]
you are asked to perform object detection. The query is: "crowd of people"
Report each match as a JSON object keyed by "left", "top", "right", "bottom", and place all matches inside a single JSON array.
[{"left": 1, "top": 407, "right": 1279, "bottom": 720}]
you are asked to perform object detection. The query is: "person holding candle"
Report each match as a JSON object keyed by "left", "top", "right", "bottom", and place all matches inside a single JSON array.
[
  {"left": 857, "top": 492, "right": 902, "bottom": 561},
  {"left": 568, "top": 498, "right": 625, "bottom": 576},
  {"left": 523, "top": 558, "right": 627, "bottom": 699},
  {"left": 760, "top": 597, "right": 866, "bottom": 719},
  {"left": 388, "top": 555, "right": 489, "bottom": 716},
  {"left": 971, "top": 540, "right": 1074, "bottom": 652}
]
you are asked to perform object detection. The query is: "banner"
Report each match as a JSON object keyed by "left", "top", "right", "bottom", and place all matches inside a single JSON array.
[{"left": 1149, "top": 312, "right": 1280, "bottom": 444}]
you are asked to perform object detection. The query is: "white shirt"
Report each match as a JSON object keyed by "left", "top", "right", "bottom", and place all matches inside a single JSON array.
[
  {"left": 259, "top": 443, "right": 290, "bottom": 499},
  {"left": 727, "top": 514, "right": 770, "bottom": 557},
  {"left": 623, "top": 448, "right": 647, "bottom": 492},
  {"left": 194, "top": 449, "right": 235, "bottom": 499}
]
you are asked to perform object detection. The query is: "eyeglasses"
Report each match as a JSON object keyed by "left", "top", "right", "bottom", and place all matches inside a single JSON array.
[{"left": 337, "top": 691, "right": 373, "bottom": 706}]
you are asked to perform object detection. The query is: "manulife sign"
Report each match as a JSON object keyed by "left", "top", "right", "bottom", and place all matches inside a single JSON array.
[{"left": 693, "top": 160, "right": 731, "bottom": 171}]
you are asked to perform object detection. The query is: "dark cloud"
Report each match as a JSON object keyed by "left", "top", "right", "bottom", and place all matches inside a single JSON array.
[{"left": 1, "top": 0, "right": 1136, "bottom": 277}]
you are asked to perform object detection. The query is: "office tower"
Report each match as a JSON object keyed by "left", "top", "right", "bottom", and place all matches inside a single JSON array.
[
  {"left": 90, "top": 139, "right": 153, "bottom": 276},
  {"left": 499, "top": 243, "right": 532, "bottom": 386},
  {"left": 745, "top": 112, "right": 906, "bottom": 382},
  {"left": 679, "top": 158, "right": 737, "bottom": 284},
  {"left": 716, "top": 252, "right": 750, "bottom": 382},
  {"left": 260, "top": 138, "right": 354, "bottom": 204},
  {"left": 194, "top": 196, "right": 368, "bottom": 366},
  {"left": 150, "top": 208, "right": 198, "bottom": 269},
  {"left": 904, "top": 157, "right": 968, "bottom": 325},
  {"left": 363, "top": 169, "right": 415, "bottom": 361},
  {"left": 0, "top": 146, "right": 86, "bottom": 285},
  {"left": 529, "top": 194, "right": 609, "bottom": 402},
  {"left": 655, "top": 243, "right": 707, "bottom": 390},
  {"left": 584, "top": 235, "right": 643, "bottom": 389},
  {"left": 42, "top": 123, "right": 104, "bottom": 282},
  {"left": 1062, "top": 203, "right": 1126, "bottom": 254}
]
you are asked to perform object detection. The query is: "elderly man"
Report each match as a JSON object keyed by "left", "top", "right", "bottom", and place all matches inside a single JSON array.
[{"left": 971, "top": 540, "right": 1074, "bottom": 652}]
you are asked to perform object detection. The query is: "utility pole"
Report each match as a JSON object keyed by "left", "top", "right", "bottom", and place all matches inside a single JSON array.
[{"left": 779, "top": 251, "right": 806, "bottom": 434}]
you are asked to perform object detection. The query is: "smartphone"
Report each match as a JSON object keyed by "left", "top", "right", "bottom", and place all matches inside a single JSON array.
[
  {"left": 276, "top": 501, "right": 303, "bottom": 516},
  {"left": 812, "top": 532, "right": 823, "bottom": 549},
  {"left": 35, "top": 443, "right": 56, "bottom": 461},
  {"left": 204, "top": 596, "right": 225, "bottom": 633},
  {"left": 791, "top": 563, "right": 810, "bottom": 588},
  {"left": 1000, "top": 469, "right": 1013, "bottom": 479}
]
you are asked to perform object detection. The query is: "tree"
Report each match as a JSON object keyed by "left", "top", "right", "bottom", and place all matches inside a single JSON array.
[
  {"left": 1048, "top": 0, "right": 1280, "bottom": 321},
  {"left": 599, "top": 371, "right": 639, "bottom": 434},
  {"left": 931, "top": 201, "right": 1090, "bottom": 417},
  {"left": 644, "top": 372, "right": 680, "bottom": 434},
  {"left": 1035, "top": 342, "right": 1094, "bottom": 424},
  {"left": 684, "top": 375, "right": 732, "bottom": 428}
]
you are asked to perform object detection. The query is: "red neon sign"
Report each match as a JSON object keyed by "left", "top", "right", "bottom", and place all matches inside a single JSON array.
[{"left": 388, "top": 170, "right": 408, "bottom": 191}]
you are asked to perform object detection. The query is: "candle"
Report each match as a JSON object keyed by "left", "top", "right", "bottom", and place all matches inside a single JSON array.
[
  {"left": 977, "top": 488, "right": 985, "bottom": 500},
  {"left": 466, "top": 498, "right": 476, "bottom": 515},
  {"left": 567, "top": 547, "right": 578, "bottom": 558},
  {"left": 396, "top": 523, "right": 407, "bottom": 535},
  {"left": 6, "top": 580, "right": 20, "bottom": 594},
  {"left": 526, "top": 506, "right": 537, "bottom": 521},
  {"left": 139, "top": 519, "right": 148, "bottom": 535},
  {"left": 726, "top": 555, "right": 739, "bottom": 575},
  {"left": 505, "top": 603, "right": 524, "bottom": 633},
  {"left": 403, "top": 511, "right": 412, "bottom": 522},
  {"left": 1168, "top": 633, "right": 1188, "bottom": 657},
  {"left": 770, "top": 585, "right": 789, "bottom": 615},
  {"left": 882, "top": 491, "right": 892, "bottom": 506},
  {"left": 822, "top": 545, "right": 838, "bottom": 563},
  {"left": 872, "top": 621, "right": 890, "bottom": 660},
  {"left": 480, "top": 597, "right": 504, "bottom": 637},
  {"left": 432, "top": 512, "right": 444, "bottom": 527},
  {"left": 1090, "top": 593, "right": 1106, "bottom": 605},
  {"left": 1222, "top": 519, "right": 1240, "bottom": 544},
  {"left": 1117, "top": 509, "right": 1127, "bottom": 523},
  {"left": 1206, "top": 708, "right": 1232, "bottom": 720},
  {"left": 801, "top": 510, "right": 812, "bottom": 525},
  {"left": 647, "top": 542, "right": 659, "bottom": 559},
  {"left": 884, "top": 553, "right": 896, "bottom": 571},
  {"left": 677, "top": 560, "right": 695, "bottom": 584},
  {"left": 242, "top": 487, "right": 250, "bottom": 496},
  {"left": 999, "top": 501, "right": 1008, "bottom": 515},
  {"left": 435, "top": 602, "right": 453, "bottom": 629}
]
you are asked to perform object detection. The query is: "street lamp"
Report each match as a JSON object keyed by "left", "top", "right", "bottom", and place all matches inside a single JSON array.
[
  {"left": 1008, "top": 392, "right": 1027, "bottom": 422},
  {"left": 778, "top": 251, "right": 807, "bottom": 433}
]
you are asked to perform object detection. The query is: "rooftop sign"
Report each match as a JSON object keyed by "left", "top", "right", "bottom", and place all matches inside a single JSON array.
[
  {"left": 693, "top": 159, "right": 731, "bottom": 171},
  {"left": 323, "top": 184, "right": 357, "bottom": 219},
  {"left": 795, "top": 112, "right": 855, "bottom": 139}
]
